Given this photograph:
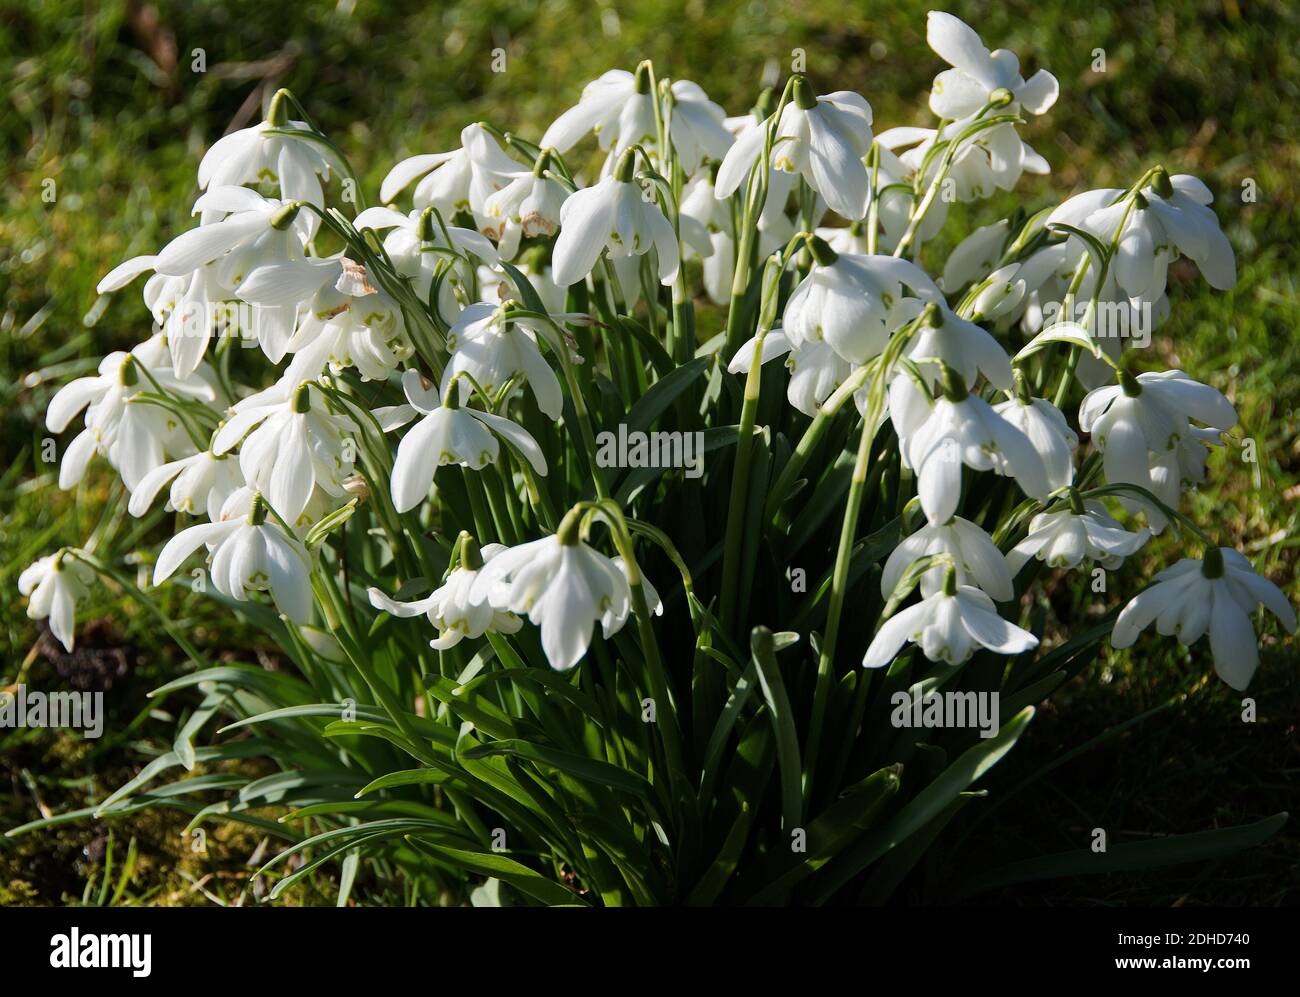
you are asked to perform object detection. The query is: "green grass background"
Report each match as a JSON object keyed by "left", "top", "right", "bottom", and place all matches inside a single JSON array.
[{"left": 2, "top": 0, "right": 1297, "bottom": 904}]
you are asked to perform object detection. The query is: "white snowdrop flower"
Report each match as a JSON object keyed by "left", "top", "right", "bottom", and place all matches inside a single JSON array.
[
  {"left": 481, "top": 151, "right": 569, "bottom": 259},
  {"left": 870, "top": 128, "right": 954, "bottom": 249},
  {"left": 153, "top": 493, "right": 313, "bottom": 624},
  {"left": 682, "top": 170, "right": 792, "bottom": 304},
  {"left": 128, "top": 449, "right": 243, "bottom": 522},
  {"left": 967, "top": 263, "right": 1028, "bottom": 321},
  {"left": 882, "top": 515, "right": 1014, "bottom": 601},
  {"left": 19, "top": 551, "right": 94, "bottom": 653},
  {"left": 664, "top": 80, "right": 734, "bottom": 174},
  {"left": 903, "top": 301, "right": 1015, "bottom": 393},
  {"left": 728, "top": 328, "right": 852, "bottom": 418},
  {"left": 551, "top": 151, "right": 679, "bottom": 288},
  {"left": 925, "top": 11, "right": 1058, "bottom": 120},
  {"left": 441, "top": 301, "right": 564, "bottom": 420},
  {"left": 941, "top": 219, "right": 1010, "bottom": 292},
  {"left": 353, "top": 205, "right": 499, "bottom": 323},
  {"left": 901, "top": 366, "right": 1052, "bottom": 524},
  {"left": 1149, "top": 426, "right": 1225, "bottom": 510},
  {"left": 1112, "top": 548, "right": 1297, "bottom": 690},
  {"left": 45, "top": 340, "right": 217, "bottom": 490},
  {"left": 388, "top": 369, "right": 547, "bottom": 514},
  {"left": 881, "top": 117, "right": 1050, "bottom": 205},
  {"left": 469, "top": 529, "right": 640, "bottom": 671},
  {"left": 1079, "top": 369, "right": 1237, "bottom": 528},
  {"left": 1047, "top": 171, "right": 1236, "bottom": 298},
  {"left": 380, "top": 123, "right": 524, "bottom": 221},
  {"left": 101, "top": 187, "right": 315, "bottom": 363},
  {"left": 863, "top": 569, "right": 1038, "bottom": 668},
  {"left": 993, "top": 388, "right": 1077, "bottom": 491},
  {"left": 1007, "top": 496, "right": 1150, "bottom": 574},
  {"left": 716, "top": 75, "right": 873, "bottom": 221},
  {"left": 477, "top": 261, "right": 569, "bottom": 315},
  {"left": 368, "top": 537, "right": 522, "bottom": 650},
  {"left": 242, "top": 258, "right": 412, "bottom": 383},
  {"left": 783, "top": 239, "right": 941, "bottom": 364},
  {"left": 604, "top": 556, "right": 662, "bottom": 634},
  {"left": 213, "top": 379, "right": 358, "bottom": 525},
  {"left": 197, "top": 90, "right": 336, "bottom": 235},
  {"left": 542, "top": 66, "right": 658, "bottom": 157}
]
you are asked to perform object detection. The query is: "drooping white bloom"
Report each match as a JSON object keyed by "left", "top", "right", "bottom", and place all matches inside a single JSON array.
[
  {"left": 782, "top": 241, "right": 941, "bottom": 364},
  {"left": 882, "top": 516, "right": 1014, "bottom": 601},
  {"left": 213, "top": 379, "right": 358, "bottom": 525},
  {"left": 663, "top": 80, "right": 734, "bottom": 174},
  {"left": 237, "top": 256, "right": 411, "bottom": 383},
  {"left": 441, "top": 302, "right": 564, "bottom": 420},
  {"left": 45, "top": 338, "right": 217, "bottom": 490},
  {"left": 992, "top": 393, "right": 1077, "bottom": 491},
  {"left": 863, "top": 575, "right": 1038, "bottom": 668},
  {"left": 481, "top": 158, "right": 568, "bottom": 259},
  {"left": 1007, "top": 499, "right": 1150, "bottom": 573},
  {"left": 1080, "top": 370, "right": 1237, "bottom": 528},
  {"left": 901, "top": 370, "right": 1052, "bottom": 524},
  {"left": 728, "top": 329, "right": 852, "bottom": 418},
  {"left": 470, "top": 533, "right": 640, "bottom": 671},
  {"left": 716, "top": 77, "right": 873, "bottom": 220},
  {"left": 925, "top": 11, "right": 1059, "bottom": 120},
  {"left": 1047, "top": 173, "right": 1236, "bottom": 298},
  {"left": 353, "top": 205, "right": 499, "bottom": 323},
  {"left": 153, "top": 494, "right": 313, "bottom": 623},
  {"left": 197, "top": 93, "right": 336, "bottom": 235},
  {"left": 19, "top": 551, "right": 93, "bottom": 653},
  {"left": 380, "top": 123, "right": 524, "bottom": 221},
  {"left": 368, "top": 541, "right": 521, "bottom": 649},
  {"left": 541, "top": 67, "right": 657, "bottom": 158},
  {"left": 551, "top": 154, "right": 679, "bottom": 288},
  {"left": 128, "top": 449, "right": 243, "bottom": 521},
  {"left": 388, "top": 369, "right": 547, "bottom": 514},
  {"left": 1112, "top": 548, "right": 1297, "bottom": 690}
]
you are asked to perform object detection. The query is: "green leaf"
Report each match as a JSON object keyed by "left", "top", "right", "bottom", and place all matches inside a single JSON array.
[
  {"left": 750, "top": 627, "right": 803, "bottom": 832},
  {"left": 405, "top": 838, "right": 587, "bottom": 907}
]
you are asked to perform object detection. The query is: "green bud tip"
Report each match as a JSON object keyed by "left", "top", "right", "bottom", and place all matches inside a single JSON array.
[
  {"left": 1201, "top": 546, "right": 1225, "bottom": 579},
  {"left": 417, "top": 206, "right": 439, "bottom": 242},
  {"left": 922, "top": 302, "right": 943, "bottom": 328},
  {"left": 613, "top": 149, "right": 638, "bottom": 183},
  {"left": 752, "top": 86, "right": 776, "bottom": 121},
  {"left": 1013, "top": 366, "right": 1033, "bottom": 404},
  {"left": 266, "top": 89, "right": 292, "bottom": 127},
  {"left": 634, "top": 62, "right": 653, "bottom": 95},
  {"left": 291, "top": 381, "right": 313, "bottom": 413},
  {"left": 1119, "top": 369, "right": 1143, "bottom": 397},
  {"left": 532, "top": 148, "right": 554, "bottom": 178},
  {"left": 270, "top": 202, "right": 303, "bottom": 231},
  {"left": 119, "top": 355, "right": 139, "bottom": 387},
  {"left": 1133, "top": 191, "right": 1149, "bottom": 210},
  {"left": 939, "top": 363, "right": 969, "bottom": 403},
  {"left": 1067, "top": 487, "right": 1086, "bottom": 516},
  {"left": 556, "top": 506, "right": 585, "bottom": 547},
  {"left": 807, "top": 234, "right": 839, "bottom": 268},
  {"left": 989, "top": 87, "right": 1014, "bottom": 108},
  {"left": 458, "top": 531, "right": 484, "bottom": 571},
  {"left": 1150, "top": 167, "right": 1174, "bottom": 199},
  {"left": 942, "top": 565, "right": 959, "bottom": 596},
  {"left": 248, "top": 493, "right": 269, "bottom": 526},
  {"left": 791, "top": 74, "right": 818, "bottom": 111}
]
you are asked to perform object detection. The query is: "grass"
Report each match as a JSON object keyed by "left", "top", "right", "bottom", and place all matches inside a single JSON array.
[{"left": 2, "top": 0, "right": 1297, "bottom": 904}]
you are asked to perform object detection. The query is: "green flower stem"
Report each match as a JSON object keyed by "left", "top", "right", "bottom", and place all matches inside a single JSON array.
[
  {"left": 765, "top": 364, "right": 872, "bottom": 525},
  {"left": 598, "top": 500, "right": 687, "bottom": 806},
  {"left": 800, "top": 309, "right": 928, "bottom": 803}
]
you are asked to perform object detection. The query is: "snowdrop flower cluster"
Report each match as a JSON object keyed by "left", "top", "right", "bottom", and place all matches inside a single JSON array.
[{"left": 23, "top": 9, "right": 1291, "bottom": 723}]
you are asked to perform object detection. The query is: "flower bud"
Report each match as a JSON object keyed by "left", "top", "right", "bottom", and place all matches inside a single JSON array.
[{"left": 791, "top": 74, "right": 819, "bottom": 111}]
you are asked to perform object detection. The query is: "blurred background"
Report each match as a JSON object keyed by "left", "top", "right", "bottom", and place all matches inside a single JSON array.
[{"left": 2, "top": 0, "right": 1297, "bottom": 905}]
